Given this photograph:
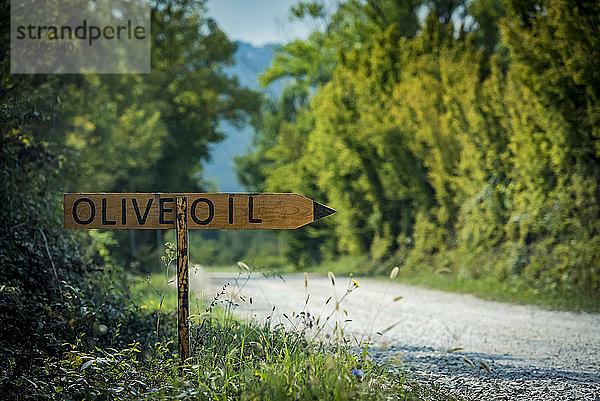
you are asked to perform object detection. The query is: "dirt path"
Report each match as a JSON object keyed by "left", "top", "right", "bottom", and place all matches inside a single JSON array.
[{"left": 188, "top": 267, "right": 600, "bottom": 400}]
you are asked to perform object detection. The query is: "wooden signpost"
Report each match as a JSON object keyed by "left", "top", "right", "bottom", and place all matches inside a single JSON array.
[{"left": 63, "top": 193, "right": 336, "bottom": 365}]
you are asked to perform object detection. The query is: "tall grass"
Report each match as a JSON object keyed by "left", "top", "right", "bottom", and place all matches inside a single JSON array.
[
  {"left": 34, "top": 314, "right": 452, "bottom": 400},
  {"left": 29, "top": 248, "right": 456, "bottom": 400}
]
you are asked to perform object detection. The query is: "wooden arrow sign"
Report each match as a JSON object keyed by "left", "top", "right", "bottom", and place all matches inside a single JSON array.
[
  {"left": 63, "top": 193, "right": 336, "bottom": 230},
  {"left": 63, "top": 192, "right": 336, "bottom": 369}
]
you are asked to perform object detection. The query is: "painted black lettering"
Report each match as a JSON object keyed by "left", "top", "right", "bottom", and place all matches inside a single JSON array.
[
  {"left": 229, "top": 197, "right": 234, "bottom": 224},
  {"left": 132, "top": 198, "right": 153, "bottom": 225},
  {"left": 248, "top": 196, "right": 262, "bottom": 223},
  {"left": 102, "top": 198, "right": 116, "bottom": 225},
  {"left": 191, "top": 198, "right": 214, "bottom": 225},
  {"left": 73, "top": 197, "right": 95, "bottom": 225},
  {"left": 159, "top": 197, "right": 174, "bottom": 225},
  {"left": 121, "top": 198, "right": 126, "bottom": 225}
]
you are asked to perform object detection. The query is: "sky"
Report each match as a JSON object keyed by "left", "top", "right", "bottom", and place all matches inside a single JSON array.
[{"left": 206, "top": 0, "right": 336, "bottom": 46}]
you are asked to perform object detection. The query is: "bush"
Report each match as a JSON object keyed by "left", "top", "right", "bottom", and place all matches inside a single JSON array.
[{"left": 0, "top": 133, "right": 172, "bottom": 398}]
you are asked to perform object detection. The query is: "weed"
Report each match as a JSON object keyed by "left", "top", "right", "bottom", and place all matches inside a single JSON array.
[{"left": 21, "top": 256, "right": 457, "bottom": 400}]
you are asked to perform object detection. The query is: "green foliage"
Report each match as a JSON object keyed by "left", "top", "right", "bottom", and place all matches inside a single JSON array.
[
  {"left": 190, "top": 230, "right": 288, "bottom": 268},
  {"left": 0, "top": 132, "right": 167, "bottom": 397},
  {"left": 0, "top": 138, "right": 171, "bottom": 393},
  {"left": 240, "top": 0, "right": 600, "bottom": 301},
  {"left": 0, "top": 1, "right": 453, "bottom": 399},
  {"left": 52, "top": 0, "right": 259, "bottom": 195},
  {"left": 18, "top": 293, "right": 452, "bottom": 401},
  {"left": 34, "top": 0, "right": 262, "bottom": 271},
  {"left": 0, "top": 2, "right": 201, "bottom": 396},
  {"left": 24, "top": 340, "right": 179, "bottom": 399}
]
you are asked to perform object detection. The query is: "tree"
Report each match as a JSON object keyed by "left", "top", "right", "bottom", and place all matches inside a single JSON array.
[
  {"left": 57, "top": 0, "right": 259, "bottom": 194},
  {"left": 239, "top": 0, "right": 600, "bottom": 299},
  {"left": 37, "top": 0, "right": 261, "bottom": 269},
  {"left": 239, "top": 1, "right": 429, "bottom": 263},
  {"left": 497, "top": 0, "right": 600, "bottom": 293}
]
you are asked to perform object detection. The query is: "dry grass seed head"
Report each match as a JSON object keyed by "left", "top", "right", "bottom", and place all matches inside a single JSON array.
[
  {"left": 237, "top": 261, "right": 250, "bottom": 272},
  {"left": 328, "top": 271, "right": 336, "bottom": 286}
]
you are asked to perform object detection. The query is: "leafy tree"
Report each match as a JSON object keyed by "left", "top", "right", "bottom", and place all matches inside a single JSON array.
[
  {"left": 57, "top": 0, "right": 259, "bottom": 194},
  {"left": 240, "top": 0, "right": 599, "bottom": 298},
  {"left": 1, "top": 3, "right": 166, "bottom": 392},
  {"left": 43, "top": 0, "right": 261, "bottom": 269},
  {"left": 497, "top": 0, "right": 600, "bottom": 293}
]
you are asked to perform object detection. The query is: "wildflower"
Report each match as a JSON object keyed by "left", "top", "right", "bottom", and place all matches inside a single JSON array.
[{"left": 350, "top": 369, "right": 365, "bottom": 377}]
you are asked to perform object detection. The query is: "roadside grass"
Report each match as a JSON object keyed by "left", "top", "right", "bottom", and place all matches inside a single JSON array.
[
  {"left": 33, "top": 314, "right": 456, "bottom": 400},
  {"left": 393, "top": 269, "right": 599, "bottom": 313},
  {"left": 186, "top": 309, "right": 455, "bottom": 400},
  {"left": 305, "top": 254, "right": 598, "bottom": 312},
  {"left": 131, "top": 241, "right": 182, "bottom": 312},
  {"left": 200, "top": 263, "right": 296, "bottom": 275},
  {"left": 131, "top": 272, "right": 181, "bottom": 312},
  {"left": 30, "top": 261, "right": 456, "bottom": 401},
  {"left": 309, "top": 254, "right": 372, "bottom": 277}
]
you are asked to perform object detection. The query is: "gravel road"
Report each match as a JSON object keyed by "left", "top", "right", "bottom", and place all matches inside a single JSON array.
[{"left": 188, "top": 267, "right": 600, "bottom": 400}]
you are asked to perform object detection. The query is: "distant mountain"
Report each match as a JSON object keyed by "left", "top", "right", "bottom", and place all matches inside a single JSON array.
[
  {"left": 225, "top": 41, "right": 283, "bottom": 99},
  {"left": 202, "top": 41, "right": 281, "bottom": 192}
]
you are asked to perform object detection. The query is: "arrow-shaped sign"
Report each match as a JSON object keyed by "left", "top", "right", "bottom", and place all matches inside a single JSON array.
[
  {"left": 63, "top": 192, "right": 336, "bottom": 368},
  {"left": 63, "top": 193, "right": 336, "bottom": 230}
]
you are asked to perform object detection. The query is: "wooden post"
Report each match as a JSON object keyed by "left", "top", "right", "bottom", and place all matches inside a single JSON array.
[{"left": 175, "top": 195, "right": 190, "bottom": 368}]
